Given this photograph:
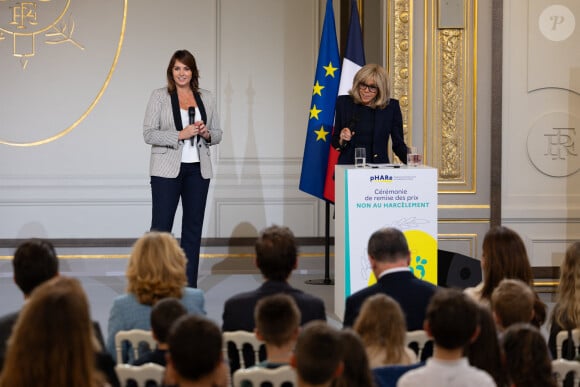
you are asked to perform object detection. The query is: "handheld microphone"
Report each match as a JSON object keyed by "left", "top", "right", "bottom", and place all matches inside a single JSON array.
[{"left": 188, "top": 106, "right": 196, "bottom": 145}]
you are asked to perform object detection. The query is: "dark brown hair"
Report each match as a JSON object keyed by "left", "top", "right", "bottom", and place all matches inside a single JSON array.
[{"left": 166, "top": 49, "right": 199, "bottom": 93}]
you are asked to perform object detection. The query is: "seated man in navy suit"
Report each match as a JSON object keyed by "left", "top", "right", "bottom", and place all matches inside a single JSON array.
[
  {"left": 343, "top": 227, "right": 436, "bottom": 331},
  {"left": 222, "top": 225, "right": 326, "bottom": 369}
]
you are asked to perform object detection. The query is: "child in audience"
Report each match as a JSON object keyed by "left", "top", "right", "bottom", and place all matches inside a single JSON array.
[
  {"left": 491, "top": 278, "right": 535, "bottom": 333},
  {"left": 166, "top": 315, "right": 229, "bottom": 387},
  {"left": 291, "top": 321, "right": 343, "bottom": 387},
  {"left": 132, "top": 297, "right": 187, "bottom": 366},
  {"left": 253, "top": 294, "right": 301, "bottom": 368},
  {"left": 331, "top": 329, "right": 375, "bottom": 387},
  {"left": 397, "top": 288, "right": 495, "bottom": 387},
  {"left": 354, "top": 294, "right": 417, "bottom": 367},
  {"left": 501, "top": 323, "right": 557, "bottom": 387}
]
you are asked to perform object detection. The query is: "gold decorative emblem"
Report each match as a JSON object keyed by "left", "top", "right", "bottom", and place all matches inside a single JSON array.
[{"left": 0, "top": 0, "right": 83, "bottom": 69}]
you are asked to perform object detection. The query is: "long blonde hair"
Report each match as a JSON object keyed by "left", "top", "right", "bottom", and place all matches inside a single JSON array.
[
  {"left": 553, "top": 241, "right": 580, "bottom": 329},
  {"left": 0, "top": 277, "right": 103, "bottom": 387},
  {"left": 126, "top": 232, "right": 187, "bottom": 305},
  {"left": 353, "top": 293, "right": 413, "bottom": 365}
]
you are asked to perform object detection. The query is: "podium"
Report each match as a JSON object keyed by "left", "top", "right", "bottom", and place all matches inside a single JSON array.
[{"left": 334, "top": 165, "right": 438, "bottom": 321}]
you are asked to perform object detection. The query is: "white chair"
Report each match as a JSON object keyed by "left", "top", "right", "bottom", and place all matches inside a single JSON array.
[
  {"left": 233, "top": 365, "right": 296, "bottom": 387},
  {"left": 405, "top": 330, "right": 432, "bottom": 359},
  {"left": 223, "top": 331, "right": 264, "bottom": 369},
  {"left": 115, "top": 329, "right": 156, "bottom": 364},
  {"left": 552, "top": 359, "right": 580, "bottom": 387},
  {"left": 115, "top": 363, "right": 165, "bottom": 387},
  {"left": 556, "top": 329, "right": 580, "bottom": 359}
]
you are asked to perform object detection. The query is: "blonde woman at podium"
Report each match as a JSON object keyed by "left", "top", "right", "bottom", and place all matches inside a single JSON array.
[{"left": 332, "top": 64, "right": 408, "bottom": 165}]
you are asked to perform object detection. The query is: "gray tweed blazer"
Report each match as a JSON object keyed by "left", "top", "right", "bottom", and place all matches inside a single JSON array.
[{"left": 143, "top": 87, "right": 222, "bottom": 179}]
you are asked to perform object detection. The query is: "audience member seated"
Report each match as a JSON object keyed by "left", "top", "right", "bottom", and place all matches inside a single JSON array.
[
  {"left": 491, "top": 278, "right": 535, "bottom": 333},
  {"left": 353, "top": 294, "right": 417, "bottom": 367},
  {"left": 222, "top": 225, "right": 326, "bottom": 369},
  {"left": 549, "top": 241, "right": 580, "bottom": 360},
  {"left": 464, "top": 226, "right": 546, "bottom": 327},
  {"left": 166, "top": 315, "right": 229, "bottom": 387},
  {"left": 0, "top": 239, "right": 118, "bottom": 386},
  {"left": 132, "top": 297, "right": 187, "bottom": 366},
  {"left": 0, "top": 277, "right": 109, "bottom": 387},
  {"left": 290, "top": 321, "right": 343, "bottom": 387},
  {"left": 330, "top": 329, "right": 375, "bottom": 387},
  {"left": 501, "top": 323, "right": 557, "bottom": 387},
  {"left": 397, "top": 288, "right": 495, "bottom": 387},
  {"left": 107, "top": 232, "right": 205, "bottom": 362},
  {"left": 253, "top": 294, "right": 300, "bottom": 368},
  {"left": 465, "top": 305, "right": 509, "bottom": 387},
  {"left": 343, "top": 227, "right": 436, "bottom": 330}
]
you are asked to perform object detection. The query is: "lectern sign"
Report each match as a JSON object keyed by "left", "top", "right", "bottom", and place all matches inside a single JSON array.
[{"left": 334, "top": 165, "right": 438, "bottom": 319}]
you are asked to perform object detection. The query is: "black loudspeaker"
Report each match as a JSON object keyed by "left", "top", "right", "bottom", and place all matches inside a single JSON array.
[{"left": 437, "top": 249, "right": 482, "bottom": 289}]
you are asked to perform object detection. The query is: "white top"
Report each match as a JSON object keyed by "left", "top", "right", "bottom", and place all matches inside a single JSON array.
[
  {"left": 180, "top": 107, "right": 201, "bottom": 163},
  {"left": 397, "top": 357, "right": 495, "bottom": 387}
]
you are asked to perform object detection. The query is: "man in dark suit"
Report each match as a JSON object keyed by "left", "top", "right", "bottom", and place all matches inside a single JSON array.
[
  {"left": 0, "top": 239, "right": 118, "bottom": 386},
  {"left": 222, "top": 225, "right": 326, "bottom": 369},
  {"left": 343, "top": 227, "right": 436, "bottom": 330}
]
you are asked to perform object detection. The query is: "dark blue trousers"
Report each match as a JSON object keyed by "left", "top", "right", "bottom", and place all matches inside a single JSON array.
[{"left": 150, "top": 163, "right": 210, "bottom": 288}]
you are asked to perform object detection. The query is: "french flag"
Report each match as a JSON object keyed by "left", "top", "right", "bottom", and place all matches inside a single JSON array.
[{"left": 323, "top": 0, "right": 365, "bottom": 203}]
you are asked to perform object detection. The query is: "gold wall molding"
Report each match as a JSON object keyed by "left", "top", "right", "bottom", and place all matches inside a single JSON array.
[
  {"left": 388, "top": 0, "right": 413, "bottom": 147},
  {"left": 425, "top": 0, "right": 478, "bottom": 192}
]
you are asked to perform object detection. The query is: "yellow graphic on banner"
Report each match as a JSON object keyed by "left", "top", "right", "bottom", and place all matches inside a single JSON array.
[{"left": 367, "top": 229, "right": 438, "bottom": 286}]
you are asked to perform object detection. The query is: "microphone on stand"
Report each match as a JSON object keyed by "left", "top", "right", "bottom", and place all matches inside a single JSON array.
[{"left": 188, "top": 106, "right": 196, "bottom": 146}]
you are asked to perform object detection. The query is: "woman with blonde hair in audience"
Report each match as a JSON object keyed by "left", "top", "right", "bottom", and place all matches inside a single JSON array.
[
  {"left": 0, "top": 276, "right": 106, "bottom": 387},
  {"left": 548, "top": 241, "right": 580, "bottom": 359},
  {"left": 106, "top": 231, "right": 205, "bottom": 362},
  {"left": 353, "top": 294, "right": 416, "bottom": 367},
  {"left": 464, "top": 225, "right": 546, "bottom": 327}
]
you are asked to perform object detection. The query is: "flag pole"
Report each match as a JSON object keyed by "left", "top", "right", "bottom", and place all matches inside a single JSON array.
[{"left": 306, "top": 200, "right": 334, "bottom": 285}]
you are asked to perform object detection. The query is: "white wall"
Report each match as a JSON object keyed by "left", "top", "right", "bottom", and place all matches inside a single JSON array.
[{"left": 0, "top": 0, "right": 328, "bottom": 239}]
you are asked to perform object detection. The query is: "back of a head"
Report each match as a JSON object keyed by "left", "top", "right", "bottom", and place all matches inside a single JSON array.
[
  {"left": 12, "top": 239, "right": 59, "bottom": 296},
  {"left": 126, "top": 232, "right": 187, "bottom": 305},
  {"left": 501, "top": 323, "right": 556, "bottom": 387},
  {"left": 0, "top": 276, "right": 97, "bottom": 387},
  {"left": 255, "top": 294, "right": 301, "bottom": 347},
  {"left": 367, "top": 227, "right": 409, "bottom": 264},
  {"left": 426, "top": 288, "right": 479, "bottom": 350},
  {"left": 331, "top": 329, "right": 374, "bottom": 387},
  {"left": 354, "top": 293, "right": 407, "bottom": 350},
  {"left": 168, "top": 315, "right": 223, "bottom": 382},
  {"left": 151, "top": 298, "right": 187, "bottom": 344},
  {"left": 481, "top": 226, "right": 533, "bottom": 299},
  {"left": 294, "top": 321, "right": 341, "bottom": 386},
  {"left": 255, "top": 225, "right": 297, "bottom": 281},
  {"left": 491, "top": 278, "right": 534, "bottom": 328}
]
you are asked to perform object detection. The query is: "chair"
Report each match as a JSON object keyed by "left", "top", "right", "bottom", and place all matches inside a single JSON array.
[
  {"left": 556, "top": 329, "right": 580, "bottom": 359},
  {"left": 115, "top": 329, "right": 156, "bottom": 364},
  {"left": 223, "top": 330, "right": 264, "bottom": 368},
  {"left": 552, "top": 359, "right": 580, "bottom": 387},
  {"left": 233, "top": 365, "right": 296, "bottom": 387},
  {"left": 405, "top": 330, "right": 432, "bottom": 359},
  {"left": 115, "top": 363, "right": 165, "bottom": 387}
]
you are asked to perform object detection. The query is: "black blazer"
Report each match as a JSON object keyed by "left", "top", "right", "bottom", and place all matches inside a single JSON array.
[
  {"left": 332, "top": 95, "right": 408, "bottom": 164},
  {"left": 343, "top": 270, "right": 436, "bottom": 330},
  {"left": 222, "top": 280, "right": 326, "bottom": 332}
]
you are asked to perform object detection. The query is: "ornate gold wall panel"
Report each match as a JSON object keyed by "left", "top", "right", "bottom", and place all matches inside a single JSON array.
[
  {"left": 425, "top": 0, "right": 478, "bottom": 193},
  {"left": 387, "top": 0, "right": 413, "bottom": 145}
]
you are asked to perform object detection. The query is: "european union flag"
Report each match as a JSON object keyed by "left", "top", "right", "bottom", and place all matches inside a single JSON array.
[{"left": 299, "top": 0, "right": 341, "bottom": 201}]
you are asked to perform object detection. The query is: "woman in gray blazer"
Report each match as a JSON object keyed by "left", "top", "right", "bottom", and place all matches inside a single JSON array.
[{"left": 143, "top": 49, "right": 222, "bottom": 287}]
